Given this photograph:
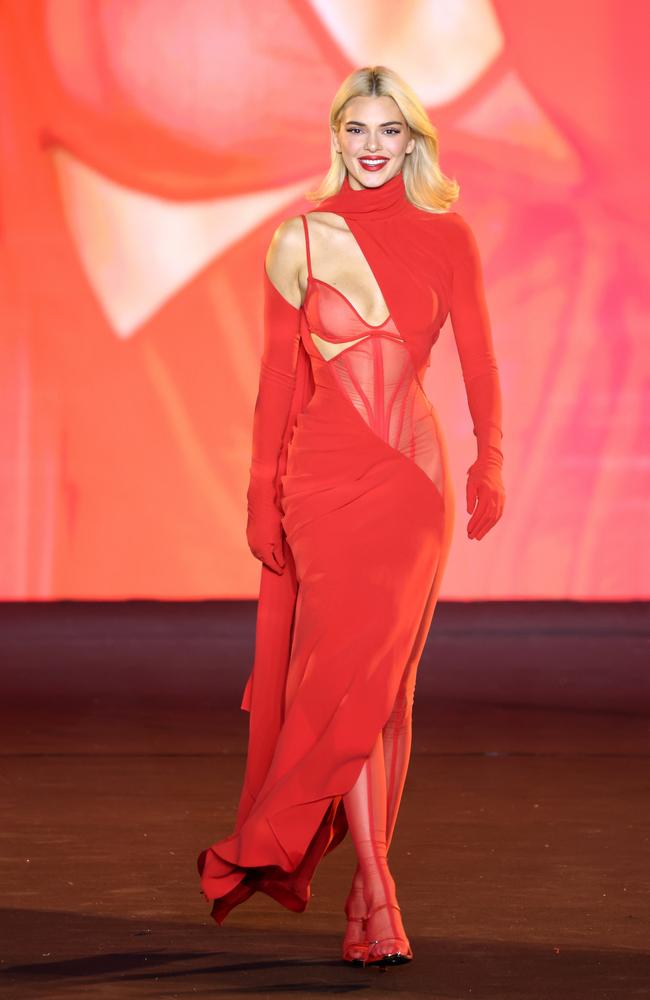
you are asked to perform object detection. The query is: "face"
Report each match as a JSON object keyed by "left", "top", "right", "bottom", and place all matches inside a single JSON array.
[{"left": 331, "top": 95, "right": 415, "bottom": 190}]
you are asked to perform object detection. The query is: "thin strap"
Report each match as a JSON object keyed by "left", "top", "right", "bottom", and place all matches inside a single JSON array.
[{"left": 301, "top": 214, "right": 313, "bottom": 280}]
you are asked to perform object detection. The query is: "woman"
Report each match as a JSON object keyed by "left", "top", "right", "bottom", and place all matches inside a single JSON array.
[{"left": 197, "top": 65, "right": 505, "bottom": 968}]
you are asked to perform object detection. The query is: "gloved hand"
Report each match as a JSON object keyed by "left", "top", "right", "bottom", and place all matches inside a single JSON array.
[
  {"left": 466, "top": 447, "right": 505, "bottom": 541},
  {"left": 246, "top": 477, "right": 286, "bottom": 574}
]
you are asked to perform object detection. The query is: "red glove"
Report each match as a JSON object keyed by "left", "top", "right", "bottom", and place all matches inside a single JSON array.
[
  {"left": 246, "top": 477, "right": 286, "bottom": 574},
  {"left": 246, "top": 258, "right": 301, "bottom": 574},
  {"left": 466, "top": 446, "right": 506, "bottom": 541},
  {"left": 449, "top": 215, "right": 506, "bottom": 541}
]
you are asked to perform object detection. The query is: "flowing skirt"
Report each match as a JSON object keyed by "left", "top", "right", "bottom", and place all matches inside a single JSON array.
[{"left": 197, "top": 379, "right": 454, "bottom": 924}]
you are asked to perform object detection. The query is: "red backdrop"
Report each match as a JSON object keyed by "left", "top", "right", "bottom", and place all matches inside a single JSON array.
[{"left": 1, "top": 0, "right": 648, "bottom": 598}]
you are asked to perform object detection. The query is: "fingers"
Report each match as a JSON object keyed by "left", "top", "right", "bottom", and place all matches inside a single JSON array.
[
  {"left": 251, "top": 544, "right": 285, "bottom": 574},
  {"left": 467, "top": 481, "right": 505, "bottom": 540},
  {"left": 255, "top": 543, "right": 285, "bottom": 574},
  {"left": 246, "top": 523, "right": 286, "bottom": 574},
  {"left": 265, "top": 552, "right": 285, "bottom": 574},
  {"left": 270, "top": 537, "right": 286, "bottom": 572},
  {"left": 468, "top": 502, "right": 495, "bottom": 539},
  {"left": 466, "top": 478, "right": 477, "bottom": 514}
]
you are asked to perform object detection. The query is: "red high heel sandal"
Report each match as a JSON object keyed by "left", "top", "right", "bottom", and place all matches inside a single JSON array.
[{"left": 363, "top": 902, "right": 413, "bottom": 967}]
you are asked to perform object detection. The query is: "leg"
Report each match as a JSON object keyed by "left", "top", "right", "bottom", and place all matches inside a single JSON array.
[
  {"left": 384, "top": 653, "right": 417, "bottom": 846},
  {"left": 344, "top": 570, "right": 437, "bottom": 922},
  {"left": 344, "top": 658, "right": 416, "bottom": 911},
  {"left": 342, "top": 728, "right": 411, "bottom": 960}
]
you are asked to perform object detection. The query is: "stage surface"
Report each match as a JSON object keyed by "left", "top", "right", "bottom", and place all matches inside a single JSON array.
[{"left": 1, "top": 600, "right": 648, "bottom": 998}]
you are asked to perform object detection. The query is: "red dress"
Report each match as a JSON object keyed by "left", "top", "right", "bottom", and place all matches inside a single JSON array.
[{"left": 197, "top": 170, "right": 503, "bottom": 923}]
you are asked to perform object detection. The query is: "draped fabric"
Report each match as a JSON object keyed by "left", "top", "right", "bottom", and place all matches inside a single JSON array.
[
  {"left": 197, "top": 169, "right": 504, "bottom": 924},
  {"left": 315, "top": 171, "right": 504, "bottom": 463}
]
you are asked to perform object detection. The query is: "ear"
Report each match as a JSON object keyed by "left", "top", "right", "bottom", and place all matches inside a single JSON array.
[
  {"left": 406, "top": 135, "right": 416, "bottom": 155},
  {"left": 330, "top": 124, "right": 341, "bottom": 154}
]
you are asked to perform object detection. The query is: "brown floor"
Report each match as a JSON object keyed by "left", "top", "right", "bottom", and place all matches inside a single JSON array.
[{"left": 1, "top": 600, "right": 649, "bottom": 999}]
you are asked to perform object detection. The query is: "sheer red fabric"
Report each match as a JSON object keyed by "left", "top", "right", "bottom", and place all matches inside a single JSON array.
[
  {"left": 302, "top": 214, "right": 445, "bottom": 499},
  {"left": 197, "top": 170, "right": 503, "bottom": 925},
  {"left": 342, "top": 727, "right": 412, "bottom": 960}
]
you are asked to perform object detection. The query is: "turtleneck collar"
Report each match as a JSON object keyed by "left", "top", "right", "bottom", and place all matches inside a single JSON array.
[{"left": 316, "top": 168, "right": 409, "bottom": 220}]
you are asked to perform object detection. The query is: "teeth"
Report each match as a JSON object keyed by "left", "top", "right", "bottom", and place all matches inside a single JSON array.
[{"left": 360, "top": 158, "right": 387, "bottom": 164}]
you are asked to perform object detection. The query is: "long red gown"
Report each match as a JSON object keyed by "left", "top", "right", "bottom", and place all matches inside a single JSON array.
[{"left": 197, "top": 170, "right": 503, "bottom": 924}]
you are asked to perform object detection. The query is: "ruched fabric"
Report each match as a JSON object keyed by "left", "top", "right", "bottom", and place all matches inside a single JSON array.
[{"left": 197, "top": 170, "right": 503, "bottom": 924}]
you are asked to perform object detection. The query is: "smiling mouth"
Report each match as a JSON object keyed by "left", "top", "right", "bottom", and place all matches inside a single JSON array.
[{"left": 358, "top": 157, "right": 389, "bottom": 171}]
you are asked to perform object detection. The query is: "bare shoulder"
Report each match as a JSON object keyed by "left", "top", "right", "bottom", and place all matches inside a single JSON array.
[
  {"left": 265, "top": 216, "right": 306, "bottom": 308},
  {"left": 305, "top": 211, "right": 351, "bottom": 251},
  {"left": 306, "top": 210, "right": 349, "bottom": 233}
]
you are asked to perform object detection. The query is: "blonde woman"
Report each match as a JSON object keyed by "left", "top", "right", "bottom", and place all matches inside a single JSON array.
[{"left": 198, "top": 65, "right": 505, "bottom": 968}]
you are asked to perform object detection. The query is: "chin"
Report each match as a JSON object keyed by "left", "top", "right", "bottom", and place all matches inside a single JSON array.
[{"left": 348, "top": 164, "right": 399, "bottom": 187}]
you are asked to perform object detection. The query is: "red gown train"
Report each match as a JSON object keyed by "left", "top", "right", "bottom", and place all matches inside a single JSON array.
[{"left": 197, "top": 170, "right": 503, "bottom": 924}]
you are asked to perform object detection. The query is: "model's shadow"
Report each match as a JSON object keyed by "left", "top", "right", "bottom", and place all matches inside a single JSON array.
[{"left": 1, "top": 907, "right": 648, "bottom": 998}]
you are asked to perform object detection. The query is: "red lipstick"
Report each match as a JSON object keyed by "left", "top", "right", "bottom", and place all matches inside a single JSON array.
[{"left": 358, "top": 157, "right": 389, "bottom": 172}]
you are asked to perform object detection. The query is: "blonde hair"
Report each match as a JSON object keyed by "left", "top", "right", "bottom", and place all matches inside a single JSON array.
[{"left": 305, "top": 65, "right": 460, "bottom": 214}]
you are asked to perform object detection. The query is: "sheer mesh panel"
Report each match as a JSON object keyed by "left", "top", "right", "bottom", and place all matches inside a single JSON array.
[{"left": 306, "top": 283, "right": 444, "bottom": 497}]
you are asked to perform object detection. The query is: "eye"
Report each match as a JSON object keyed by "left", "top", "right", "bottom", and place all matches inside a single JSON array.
[{"left": 345, "top": 127, "right": 401, "bottom": 136}]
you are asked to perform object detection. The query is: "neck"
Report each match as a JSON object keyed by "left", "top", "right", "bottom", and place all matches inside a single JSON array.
[{"left": 317, "top": 168, "right": 409, "bottom": 221}]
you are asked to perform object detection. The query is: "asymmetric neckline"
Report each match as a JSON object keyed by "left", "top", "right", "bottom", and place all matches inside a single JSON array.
[{"left": 317, "top": 169, "right": 410, "bottom": 221}]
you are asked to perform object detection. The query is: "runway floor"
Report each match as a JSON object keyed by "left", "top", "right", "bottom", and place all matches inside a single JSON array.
[{"left": 1, "top": 599, "right": 648, "bottom": 999}]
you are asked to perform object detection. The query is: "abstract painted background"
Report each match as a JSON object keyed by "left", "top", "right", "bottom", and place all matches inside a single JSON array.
[{"left": 1, "top": 0, "right": 648, "bottom": 599}]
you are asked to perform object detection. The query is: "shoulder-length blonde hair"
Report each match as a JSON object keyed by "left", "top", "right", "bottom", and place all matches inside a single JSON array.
[{"left": 305, "top": 65, "right": 459, "bottom": 214}]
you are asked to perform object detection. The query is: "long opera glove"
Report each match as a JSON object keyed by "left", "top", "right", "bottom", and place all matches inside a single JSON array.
[
  {"left": 449, "top": 217, "right": 506, "bottom": 535},
  {"left": 246, "top": 269, "right": 301, "bottom": 574}
]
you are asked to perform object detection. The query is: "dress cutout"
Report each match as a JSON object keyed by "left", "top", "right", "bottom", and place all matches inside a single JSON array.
[
  {"left": 197, "top": 170, "right": 504, "bottom": 925},
  {"left": 302, "top": 214, "right": 445, "bottom": 497}
]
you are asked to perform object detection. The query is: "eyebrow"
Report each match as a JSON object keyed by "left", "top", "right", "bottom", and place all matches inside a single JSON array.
[{"left": 345, "top": 120, "right": 403, "bottom": 127}]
